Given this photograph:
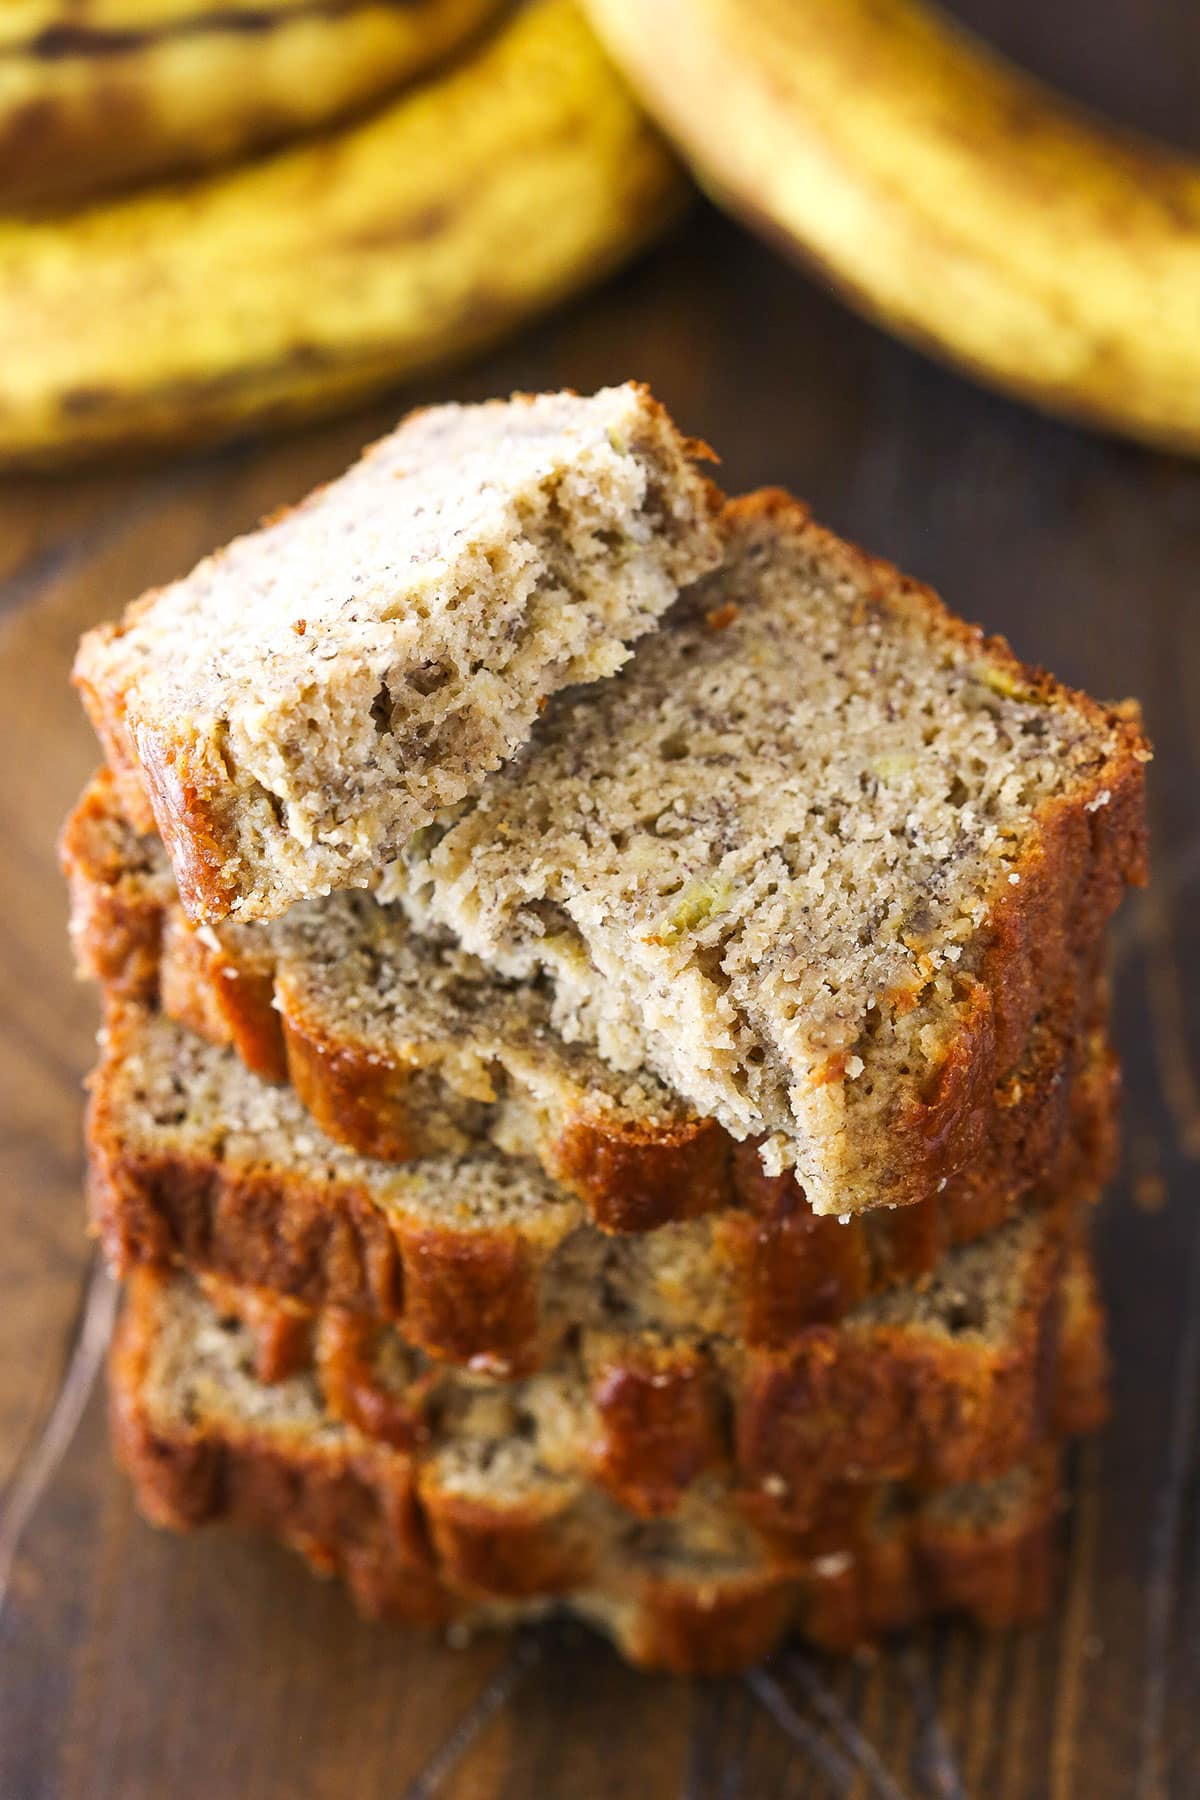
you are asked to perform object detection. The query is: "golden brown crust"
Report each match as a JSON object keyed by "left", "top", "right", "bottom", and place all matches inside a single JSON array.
[
  {"left": 59, "top": 767, "right": 167, "bottom": 1001},
  {"left": 71, "top": 664, "right": 159, "bottom": 836},
  {"left": 586, "top": 1341, "right": 727, "bottom": 1516},
  {"left": 611, "top": 1503, "right": 1058, "bottom": 1670},
  {"left": 72, "top": 492, "right": 1148, "bottom": 1217},
  {"left": 969, "top": 745, "right": 1147, "bottom": 1088},
  {"left": 315, "top": 1243, "right": 1107, "bottom": 1525},
  {"left": 721, "top": 998, "right": 1116, "bottom": 1344},
  {"left": 194, "top": 1272, "right": 313, "bottom": 1385},
  {"left": 314, "top": 1311, "right": 435, "bottom": 1451},
  {"left": 84, "top": 994, "right": 1116, "bottom": 1377},
  {"left": 281, "top": 1014, "right": 425, "bottom": 1162},
  {"left": 88, "top": 1138, "right": 406, "bottom": 1320},
  {"left": 394, "top": 1223, "right": 546, "bottom": 1379},
  {"left": 546, "top": 1109, "right": 734, "bottom": 1232},
  {"left": 118, "top": 1200, "right": 1096, "bottom": 1534},
  {"left": 129, "top": 722, "right": 244, "bottom": 921},
  {"left": 309, "top": 1312, "right": 733, "bottom": 1520},
  {"left": 736, "top": 1304, "right": 1056, "bottom": 1529},
  {"left": 113, "top": 1372, "right": 1062, "bottom": 1671},
  {"left": 159, "top": 909, "right": 286, "bottom": 1082},
  {"left": 282, "top": 949, "right": 1114, "bottom": 1276},
  {"left": 109, "top": 1281, "right": 439, "bottom": 1593},
  {"left": 418, "top": 1485, "right": 592, "bottom": 1601},
  {"left": 109, "top": 1275, "right": 1096, "bottom": 1671}
]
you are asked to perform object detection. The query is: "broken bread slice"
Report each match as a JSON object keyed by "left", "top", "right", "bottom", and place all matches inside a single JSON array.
[
  {"left": 64, "top": 768, "right": 1115, "bottom": 1234},
  {"left": 389, "top": 489, "right": 1148, "bottom": 1213},
  {"left": 86, "top": 1004, "right": 1113, "bottom": 1369},
  {"left": 74, "top": 385, "right": 722, "bottom": 923}
]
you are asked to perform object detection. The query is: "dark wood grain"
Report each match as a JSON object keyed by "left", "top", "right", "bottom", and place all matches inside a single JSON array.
[{"left": 3, "top": 3, "right": 1200, "bottom": 1792}]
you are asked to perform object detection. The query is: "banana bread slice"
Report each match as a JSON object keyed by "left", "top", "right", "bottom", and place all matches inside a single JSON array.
[
  {"left": 387, "top": 489, "right": 1148, "bottom": 1214},
  {"left": 73, "top": 385, "right": 722, "bottom": 924},
  {"left": 64, "top": 768, "right": 1114, "bottom": 1235},
  {"left": 190, "top": 1231, "right": 1103, "bottom": 1525},
  {"left": 109, "top": 1263, "right": 1106, "bottom": 1671},
  {"left": 87, "top": 1004, "right": 1114, "bottom": 1368}
]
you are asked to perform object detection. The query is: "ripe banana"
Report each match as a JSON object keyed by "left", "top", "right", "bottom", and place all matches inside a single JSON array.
[
  {"left": 0, "top": 0, "right": 505, "bottom": 212},
  {"left": 585, "top": 0, "right": 1200, "bottom": 456},
  {"left": 0, "top": 0, "right": 686, "bottom": 465}
]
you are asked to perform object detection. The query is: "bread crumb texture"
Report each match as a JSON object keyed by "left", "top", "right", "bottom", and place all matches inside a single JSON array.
[
  {"left": 73, "top": 385, "right": 721, "bottom": 922},
  {"left": 392, "top": 493, "right": 1148, "bottom": 1213}
]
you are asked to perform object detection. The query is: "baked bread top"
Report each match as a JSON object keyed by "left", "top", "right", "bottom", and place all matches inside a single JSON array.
[
  {"left": 73, "top": 384, "right": 721, "bottom": 924},
  {"left": 392, "top": 491, "right": 1149, "bottom": 1213}
]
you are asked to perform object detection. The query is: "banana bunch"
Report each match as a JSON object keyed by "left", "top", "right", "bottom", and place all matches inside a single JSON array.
[
  {"left": 0, "top": 0, "right": 686, "bottom": 464},
  {"left": 585, "top": 0, "right": 1200, "bottom": 456},
  {"left": 1, "top": 0, "right": 506, "bottom": 212}
]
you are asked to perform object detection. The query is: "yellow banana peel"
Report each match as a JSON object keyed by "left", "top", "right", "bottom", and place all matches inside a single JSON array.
[
  {"left": 585, "top": 0, "right": 1200, "bottom": 455},
  {"left": 3, "top": 0, "right": 686, "bottom": 465}
]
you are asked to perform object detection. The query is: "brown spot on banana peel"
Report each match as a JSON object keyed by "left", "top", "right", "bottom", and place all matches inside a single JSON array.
[
  {"left": 0, "top": 0, "right": 510, "bottom": 214},
  {"left": 19, "top": 5, "right": 428, "bottom": 61},
  {"left": 344, "top": 199, "right": 461, "bottom": 254}
]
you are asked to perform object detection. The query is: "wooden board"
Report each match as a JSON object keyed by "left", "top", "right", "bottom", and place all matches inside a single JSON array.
[{"left": 2, "top": 6, "right": 1200, "bottom": 1789}]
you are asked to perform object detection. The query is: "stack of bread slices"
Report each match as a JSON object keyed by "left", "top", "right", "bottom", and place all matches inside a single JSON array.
[{"left": 61, "top": 383, "right": 1150, "bottom": 1675}]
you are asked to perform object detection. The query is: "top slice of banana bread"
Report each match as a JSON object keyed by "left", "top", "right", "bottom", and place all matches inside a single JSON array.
[
  {"left": 73, "top": 384, "right": 722, "bottom": 924},
  {"left": 392, "top": 490, "right": 1149, "bottom": 1215}
]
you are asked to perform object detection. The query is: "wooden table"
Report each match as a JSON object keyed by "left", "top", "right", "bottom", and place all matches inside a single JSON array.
[{"left": 2, "top": 6, "right": 1199, "bottom": 1793}]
